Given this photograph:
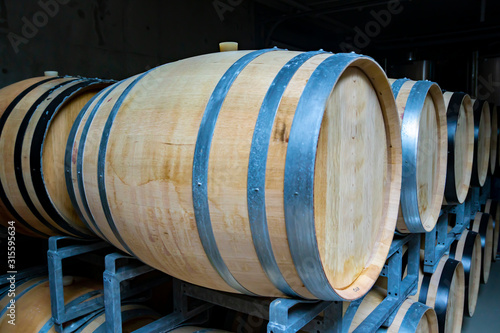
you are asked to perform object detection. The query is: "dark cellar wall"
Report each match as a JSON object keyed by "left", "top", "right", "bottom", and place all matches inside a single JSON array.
[
  {"left": 1, "top": 0, "right": 500, "bottom": 104},
  {"left": 0, "top": 0, "right": 256, "bottom": 86}
]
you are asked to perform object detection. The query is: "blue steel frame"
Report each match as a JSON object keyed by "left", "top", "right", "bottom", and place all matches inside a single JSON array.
[{"left": 46, "top": 175, "right": 496, "bottom": 333}]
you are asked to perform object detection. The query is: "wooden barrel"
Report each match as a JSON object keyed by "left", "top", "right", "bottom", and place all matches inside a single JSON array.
[
  {"left": 411, "top": 256, "right": 464, "bottom": 333},
  {"left": 489, "top": 103, "right": 498, "bottom": 174},
  {"left": 484, "top": 199, "right": 500, "bottom": 262},
  {"left": 0, "top": 276, "right": 102, "bottom": 332},
  {"left": 389, "top": 79, "right": 447, "bottom": 233},
  {"left": 0, "top": 76, "right": 113, "bottom": 238},
  {"left": 449, "top": 230, "right": 481, "bottom": 317},
  {"left": 442, "top": 92, "right": 474, "bottom": 205},
  {"left": 469, "top": 212, "right": 494, "bottom": 283},
  {"left": 470, "top": 99, "right": 491, "bottom": 187},
  {"left": 345, "top": 286, "right": 438, "bottom": 332},
  {"left": 68, "top": 50, "right": 403, "bottom": 300},
  {"left": 77, "top": 304, "right": 159, "bottom": 332}
]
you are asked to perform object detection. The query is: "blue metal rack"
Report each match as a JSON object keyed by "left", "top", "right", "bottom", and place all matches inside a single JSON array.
[
  {"left": 45, "top": 235, "right": 422, "bottom": 333},
  {"left": 46, "top": 236, "right": 167, "bottom": 332},
  {"left": 102, "top": 252, "right": 342, "bottom": 333},
  {"left": 343, "top": 234, "right": 420, "bottom": 332},
  {"left": 47, "top": 236, "right": 111, "bottom": 332},
  {"left": 44, "top": 176, "right": 496, "bottom": 333}
]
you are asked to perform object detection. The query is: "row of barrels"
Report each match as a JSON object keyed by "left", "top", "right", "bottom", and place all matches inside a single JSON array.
[
  {"left": 348, "top": 201, "right": 500, "bottom": 333},
  {"left": 0, "top": 49, "right": 498, "bottom": 302}
]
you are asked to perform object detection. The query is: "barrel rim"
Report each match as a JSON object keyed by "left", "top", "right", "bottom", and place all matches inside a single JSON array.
[
  {"left": 286, "top": 54, "right": 402, "bottom": 300},
  {"left": 399, "top": 300, "right": 438, "bottom": 333},
  {"left": 419, "top": 257, "right": 464, "bottom": 333},
  {"left": 392, "top": 80, "right": 447, "bottom": 233},
  {"left": 443, "top": 92, "right": 474, "bottom": 204},
  {"left": 489, "top": 103, "right": 498, "bottom": 174},
  {"left": 472, "top": 212, "right": 493, "bottom": 283},
  {"left": 471, "top": 99, "right": 491, "bottom": 187}
]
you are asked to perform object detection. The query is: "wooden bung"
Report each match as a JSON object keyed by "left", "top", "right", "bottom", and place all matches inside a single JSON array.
[
  {"left": 469, "top": 212, "right": 494, "bottom": 283},
  {"left": 449, "top": 229, "right": 481, "bottom": 317},
  {"left": 0, "top": 276, "right": 102, "bottom": 332},
  {"left": 410, "top": 255, "right": 465, "bottom": 333},
  {"left": 219, "top": 42, "right": 238, "bottom": 52},
  {"left": 442, "top": 92, "right": 474, "bottom": 205},
  {"left": 470, "top": 99, "right": 491, "bottom": 187},
  {"left": 0, "top": 76, "right": 113, "bottom": 238},
  {"left": 344, "top": 286, "right": 438, "bottom": 332},
  {"left": 389, "top": 79, "right": 447, "bottom": 233},
  {"left": 484, "top": 199, "right": 500, "bottom": 262},
  {"left": 68, "top": 50, "right": 403, "bottom": 300}
]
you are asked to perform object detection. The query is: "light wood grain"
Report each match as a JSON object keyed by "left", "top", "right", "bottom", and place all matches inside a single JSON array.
[
  {"left": 0, "top": 277, "right": 101, "bottom": 332},
  {"left": 451, "top": 229, "right": 481, "bottom": 317},
  {"left": 490, "top": 105, "right": 498, "bottom": 174},
  {"left": 472, "top": 99, "right": 491, "bottom": 186},
  {"left": 0, "top": 77, "right": 52, "bottom": 236},
  {"left": 425, "top": 256, "right": 464, "bottom": 333},
  {"left": 344, "top": 285, "right": 438, "bottom": 333},
  {"left": 73, "top": 51, "right": 402, "bottom": 299},
  {"left": 0, "top": 77, "right": 73, "bottom": 236},
  {"left": 484, "top": 199, "right": 500, "bottom": 261},
  {"left": 315, "top": 67, "right": 387, "bottom": 291},
  {"left": 408, "top": 255, "right": 465, "bottom": 333},
  {"left": 442, "top": 92, "right": 474, "bottom": 203},
  {"left": 80, "top": 304, "right": 158, "bottom": 333},
  {"left": 0, "top": 76, "right": 109, "bottom": 237},
  {"left": 391, "top": 80, "right": 447, "bottom": 233},
  {"left": 471, "top": 212, "right": 493, "bottom": 283},
  {"left": 42, "top": 89, "right": 100, "bottom": 229}
]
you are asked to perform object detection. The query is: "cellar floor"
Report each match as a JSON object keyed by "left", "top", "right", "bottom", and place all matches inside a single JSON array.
[{"left": 463, "top": 259, "right": 500, "bottom": 332}]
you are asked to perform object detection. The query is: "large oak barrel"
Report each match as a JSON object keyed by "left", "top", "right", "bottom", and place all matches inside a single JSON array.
[
  {"left": 68, "top": 50, "right": 403, "bottom": 300},
  {"left": 0, "top": 276, "right": 102, "bottom": 332},
  {"left": 490, "top": 104, "right": 498, "bottom": 174},
  {"left": 411, "top": 256, "right": 465, "bottom": 333},
  {"left": 0, "top": 76, "right": 112, "bottom": 238},
  {"left": 470, "top": 99, "right": 491, "bottom": 187},
  {"left": 469, "top": 212, "right": 494, "bottom": 283},
  {"left": 449, "top": 229, "right": 481, "bottom": 317},
  {"left": 389, "top": 79, "right": 447, "bottom": 233},
  {"left": 344, "top": 286, "right": 438, "bottom": 332},
  {"left": 484, "top": 199, "right": 500, "bottom": 262},
  {"left": 442, "top": 92, "right": 474, "bottom": 205}
]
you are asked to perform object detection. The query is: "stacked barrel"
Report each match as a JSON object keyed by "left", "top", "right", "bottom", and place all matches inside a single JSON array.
[
  {"left": 1, "top": 47, "right": 499, "bottom": 332},
  {"left": 0, "top": 274, "right": 159, "bottom": 332}
]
